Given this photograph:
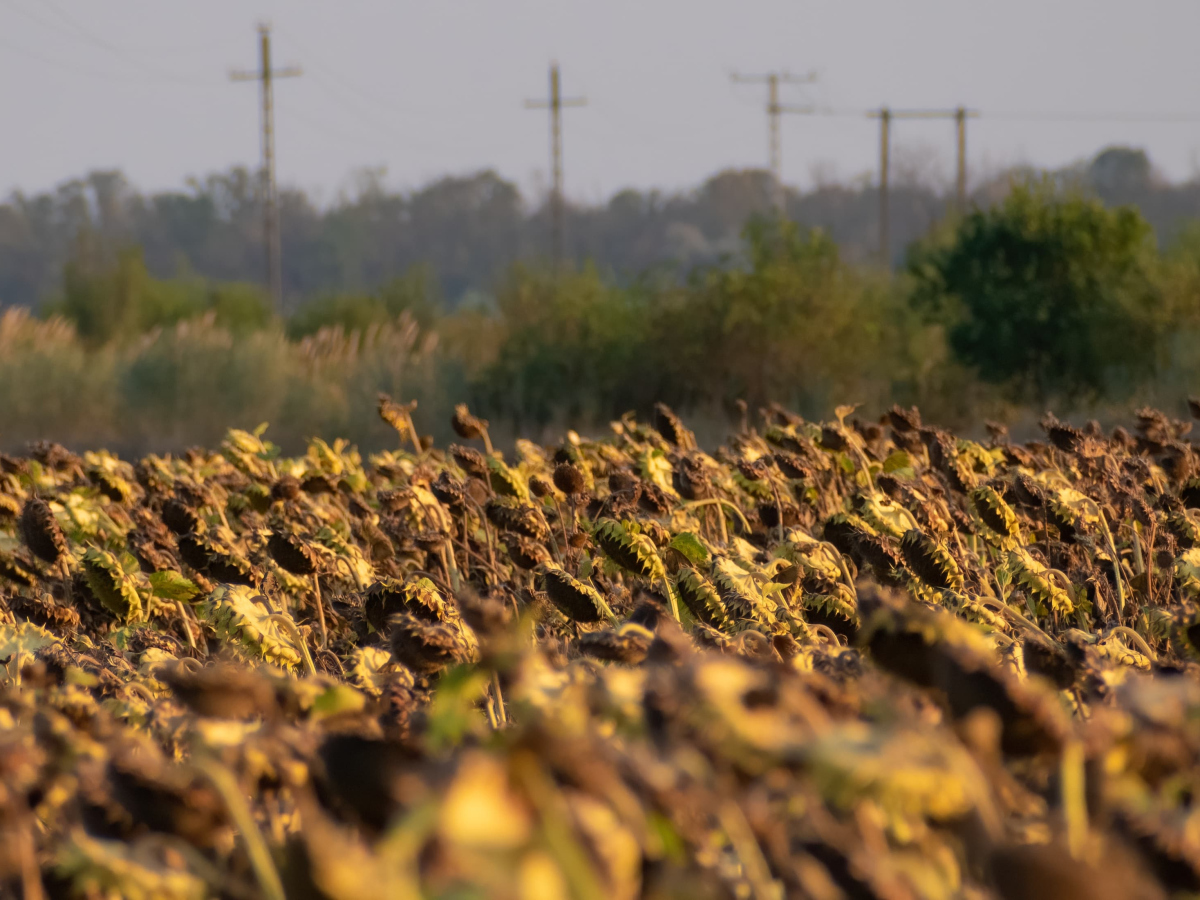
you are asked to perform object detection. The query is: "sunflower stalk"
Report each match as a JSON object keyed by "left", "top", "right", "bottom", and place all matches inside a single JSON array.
[
  {"left": 311, "top": 574, "right": 329, "bottom": 648},
  {"left": 680, "top": 498, "right": 751, "bottom": 536},
  {"left": 193, "top": 756, "right": 286, "bottom": 900}
]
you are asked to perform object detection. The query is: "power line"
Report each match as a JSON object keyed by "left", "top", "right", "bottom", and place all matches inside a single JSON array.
[
  {"left": 985, "top": 111, "right": 1200, "bottom": 123},
  {"left": 1, "top": 0, "right": 217, "bottom": 86},
  {"left": 748, "top": 104, "right": 1200, "bottom": 123},
  {"left": 272, "top": 23, "right": 458, "bottom": 121},
  {"left": 231, "top": 23, "right": 302, "bottom": 313},
  {"left": 283, "top": 68, "right": 448, "bottom": 158},
  {"left": 0, "top": 31, "right": 157, "bottom": 83},
  {"left": 730, "top": 70, "right": 818, "bottom": 212},
  {"left": 525, "top": 61, "right": 587, "bottom": 268},
  {"left": 258, "top": 29, "right": 456, "bottom": 162}
]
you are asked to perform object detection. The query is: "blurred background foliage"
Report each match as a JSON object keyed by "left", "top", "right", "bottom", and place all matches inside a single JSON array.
[{"left": 1, "top": 156, "right": 1199, "bottom": 454}]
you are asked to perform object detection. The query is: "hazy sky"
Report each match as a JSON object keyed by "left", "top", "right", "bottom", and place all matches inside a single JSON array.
[{"left": 3, "top": 0, "right": 1200, "bottom": 204}]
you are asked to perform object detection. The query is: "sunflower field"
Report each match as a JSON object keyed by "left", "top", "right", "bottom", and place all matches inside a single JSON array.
[{"left": 2, "top": 396, "right": 1200, "bottom": 898}]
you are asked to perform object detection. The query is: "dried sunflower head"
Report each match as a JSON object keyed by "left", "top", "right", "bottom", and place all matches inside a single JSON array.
[
  {"left": 271, "top": 475, "right": 302, "bottom": 502},
  {"left": 450, "top": 404, "right": 488, "bottom": 442},
  {"left": 268, "top": 530, "right": 320, "bottom": 576},
  {"left": 537, "top": 563, "right": 615, "bottom": 623},
  {"left": 650, "top": 402, "right": 696, "bottom": 450},
  {"left": 161, "top": 497, "right": 201, "bottom": 537},
  {"left": 553, "top": 462, "right": 587, "bottom": 497},
  {"left": 389, "top": 613, "right": 470, "bottom": 674},
  {"left": 377, "top": 393, "right": 417, "bottom": 436},
  {"left": 579, "top": 622, "right": 655, "bottom": 664},
  {"left": 485, "top": 497, "right": 547, "bottom": 541},
  {"left": 900, "top": 529, "right": 964, "bottom": 592},
  {"left": 19, "top": 498, "right": 67, "bottom": 566},
  {"left": 450, "top": 444, "right": 489, "bottom": 479},
  {"left": 430, "top": 470, "right": 468, "bottom": 509},
  {"left": 365, "top": 577, "right": 447, "bottom": 631}
]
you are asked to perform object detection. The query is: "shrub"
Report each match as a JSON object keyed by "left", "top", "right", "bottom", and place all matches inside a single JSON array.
[{"left": 908, "top": 181, "right": 1162, "bottom": 402}]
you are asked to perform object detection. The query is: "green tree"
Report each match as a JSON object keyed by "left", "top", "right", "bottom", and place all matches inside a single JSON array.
[
  {"left": 474, "top": 262, "right": 647, "bottom": 426},
  {"left": 648, "top": 217, "right": 911, "bottom": 414},
  {"left": 286, "top": 265, "right": 440, "bottom": 338},
  {"left": 207, "top": 283, "right": 273, "bottom": 335},
  {"left": 52, "top": 247, "right": 205, "bottom": 342},
  {"left": 908, "top": 181, "right": 1161, "bottom": 402}
]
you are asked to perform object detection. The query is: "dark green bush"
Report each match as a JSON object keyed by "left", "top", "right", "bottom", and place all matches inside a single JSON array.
[
  {"left": 908, "top": 181, "right": 1162, "bottom": 402},
  {"left": 51, "top": 248, "right": 206, "bottom": 342},
  {"left": 287, "top": 266, "right": 440, "bottom": 339}
]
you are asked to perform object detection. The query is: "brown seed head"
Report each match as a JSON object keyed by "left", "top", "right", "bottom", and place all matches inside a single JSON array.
[
  {"left": 450, "top": 404, "right": 488, "bottom": 441},
  {"left": 19, "top": 498, "right": 67, "bottom": 566},
  {"left": 553, "top": 462, "right": 587, "bottom": 496}
]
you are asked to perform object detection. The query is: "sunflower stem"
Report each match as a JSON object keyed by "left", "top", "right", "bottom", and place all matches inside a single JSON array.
[
  {"left": 440, "top": 544, "right": 461, "bottom": 592},
  {"left": 680, "top": 498, "right": 750, "bottom": 536},
  {"left": 492, "top": 670, "right": 508, "bottom": 728},
  {"left": 311, "top": 574, "right": 329, "bottom": 648},
  {"left": 660, "top": 574, "right": 681, "bottom": 623},
  {"left": 767, "top": 479, "right": 786, "bottom": 546},
  {"left": 194, "top": 756, "right": 286, "bottom": 900}
]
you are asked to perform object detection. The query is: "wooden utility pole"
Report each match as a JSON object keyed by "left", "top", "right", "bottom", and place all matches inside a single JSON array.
[
  {"left": 955, "top": 106, "right": 968, "bottom": 211},
  {"left": 874, "top": 107, "right": 891, "bottom": 264},
  {"left": 525, "top": 62, "right": 586, "bottom": 267},
  {"left": 868, "top": 106, "right": 978, "bottom": 265},
  {"left": 731, "top": 70, "right": 817, "bottom": 213},
  {"left": 231, "top": 24, "right": 301, "bottom": 312}
]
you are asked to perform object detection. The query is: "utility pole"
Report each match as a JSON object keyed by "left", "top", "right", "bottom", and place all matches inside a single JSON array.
[
  {"left": 731, "top": 70, "right": 817, "bottom": 213},
  {"left": 871, "top": 107, "right": 892, "bottom": 265},
  {"left": 525, "top": 62, "right": 586, "bottom": 267},
  {"left": 231, "top": 24, "right": 301, "bottom": 313},
  {"left": 868, "top": 106, "right": 978, "bottom": 265},
  {"left": 955, "top": 106, "right": 968, "bottom": 211}
]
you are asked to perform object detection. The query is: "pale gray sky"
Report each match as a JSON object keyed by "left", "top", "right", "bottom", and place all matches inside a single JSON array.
[{"left": 2, "top": 0, "right": 1200, "bottom": 204}]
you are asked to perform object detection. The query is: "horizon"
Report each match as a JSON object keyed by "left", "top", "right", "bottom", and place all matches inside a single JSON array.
[{"left": 3, "top": 140, "right": 1184, "bottom": 212}]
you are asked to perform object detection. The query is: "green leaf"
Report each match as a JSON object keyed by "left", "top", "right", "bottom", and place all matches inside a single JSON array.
[
  {"left": 668, "top": 532, "right": 709, "bottom": 567},
  {"left": 638, "top": 449, "right": 679, "bottom": 498},
  {"left": 349, "top": 646, "right": 409, "bottom": 697},
  {"left": 882, "top": 450, "right": 915, "bottom": 476},
  {"left": 199, "top": 584, "right": 302, "bottom": 669},
  {"left": 310, "top": 683, "right": 367, "bottom": 719},
  {"left": 0, "top": 621, "right": 57, "bottom": 663},
  {"left": 83, "top": 547, "right": 144, "bottom": 623},
  {"left": 426, "top": 664, "right": 490, "bottom": 752},
  {"left": 486, "top": 455, "right": 529, "bottom": 501},
  {"left": 148, "top": 570, "right": 201, "bottom": 602}
]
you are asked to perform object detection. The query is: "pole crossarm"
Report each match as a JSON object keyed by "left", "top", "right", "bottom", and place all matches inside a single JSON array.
[
  {"left": 730, "top": 70, "right": 818, "bottom": 85},
  {"left": 230, "top": 66, "right": 302, "bottom": 81},
  {"left": 866, "top": 108, "right": 979, "bottom": 120},
  {"left": 524, "top": 99, "right": 587, "bottom": 108}
]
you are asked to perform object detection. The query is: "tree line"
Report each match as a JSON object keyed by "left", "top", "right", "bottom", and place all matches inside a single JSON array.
[
  {"left": 3, "top": 172, "right": 1200, "bottom": 455},
  {"left": 1, "top": 145, "right": 1196, "bottom": 312}
]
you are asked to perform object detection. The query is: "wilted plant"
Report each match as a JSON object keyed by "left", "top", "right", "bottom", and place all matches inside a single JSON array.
[{"left": 0, "top": 402, "right": 1198, "bottom": 900}]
